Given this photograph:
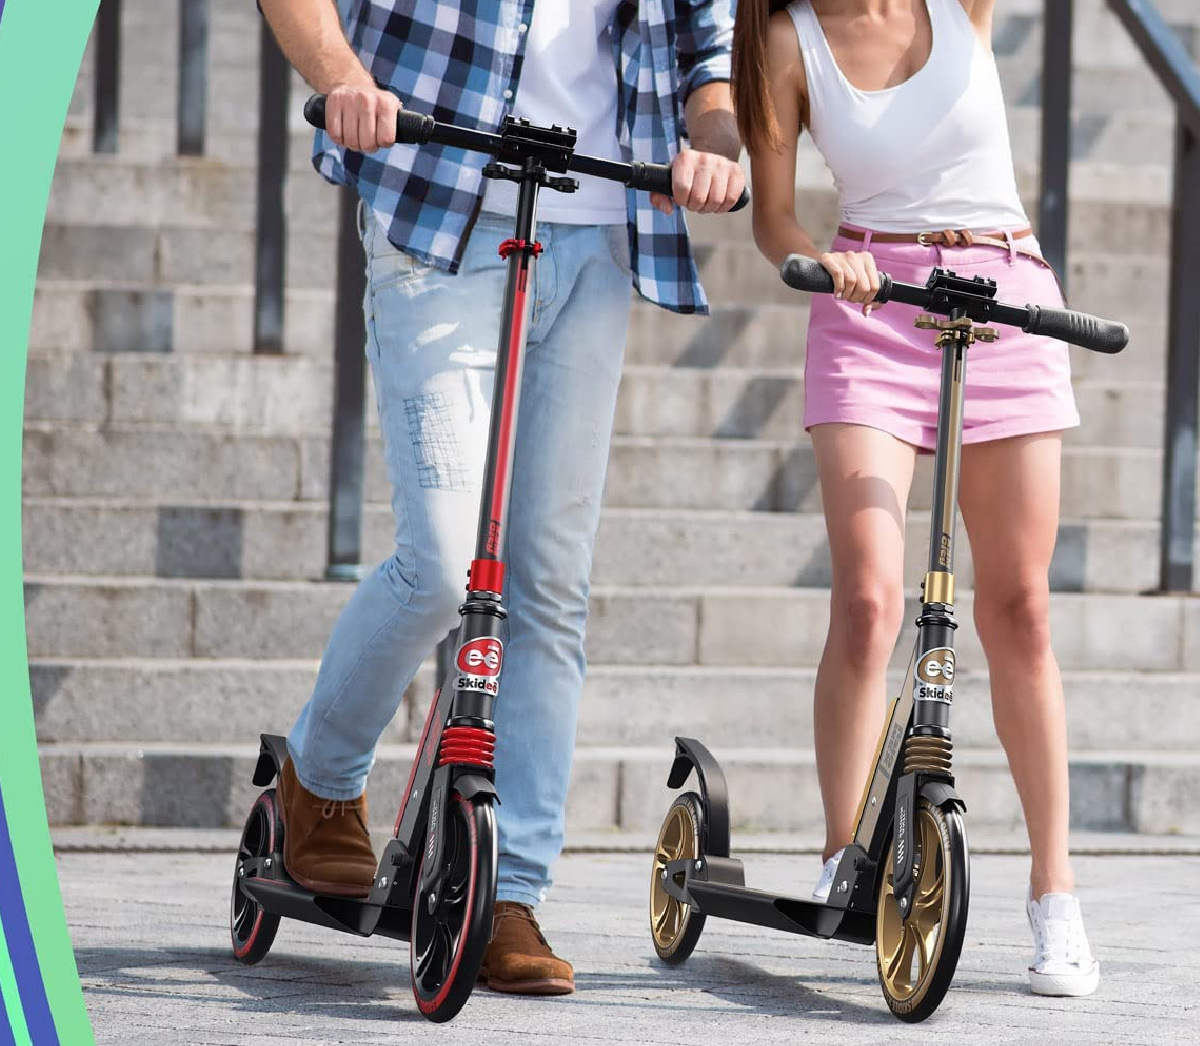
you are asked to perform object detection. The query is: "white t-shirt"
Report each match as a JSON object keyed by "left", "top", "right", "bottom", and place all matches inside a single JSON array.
[{"left": 481, "top": 0, "right": 627, "bottom": 225}]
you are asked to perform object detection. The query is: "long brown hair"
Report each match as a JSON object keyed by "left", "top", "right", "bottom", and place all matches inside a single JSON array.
[{"left": 732, "top": 0, "right": 796, "bottom": 154}]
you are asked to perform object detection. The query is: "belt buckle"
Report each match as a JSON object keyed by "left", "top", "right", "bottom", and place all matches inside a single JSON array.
[{"left": 916, "top": 232, "right": 934, "bottom": 247}]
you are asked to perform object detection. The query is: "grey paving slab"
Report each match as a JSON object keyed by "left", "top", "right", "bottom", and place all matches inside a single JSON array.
[{"left": 58, "top": 850, "right": 1199, "bottom": 1046}]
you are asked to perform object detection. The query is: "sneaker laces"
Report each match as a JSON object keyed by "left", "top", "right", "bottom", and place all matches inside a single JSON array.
[{"left": 1031, "top": 896, "right": 1088, "bottom": 968}]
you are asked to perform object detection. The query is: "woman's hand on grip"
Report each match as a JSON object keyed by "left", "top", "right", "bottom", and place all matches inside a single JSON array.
[{"left": 819, "top": 250, "right": 882, "bottom": 315}]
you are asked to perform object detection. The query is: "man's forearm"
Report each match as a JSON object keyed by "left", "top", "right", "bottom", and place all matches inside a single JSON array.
[
  {"left": 684, "top": 81, "right": 741, "bottom": 161},
  {"left": 259, "top": 0, "right": 373, "bottom": 94}
]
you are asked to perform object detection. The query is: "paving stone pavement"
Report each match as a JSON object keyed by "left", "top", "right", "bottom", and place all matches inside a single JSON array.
[{"left": 58, "top": 844, "right": 1199, "bottom": 1046}]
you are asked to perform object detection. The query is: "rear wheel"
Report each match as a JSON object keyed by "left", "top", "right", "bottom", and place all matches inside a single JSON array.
[
  {"left": 875, "top": 797, "right": 969, "bottom": 1022},
  {"left": 230, "top": 790, "right": 282, "bottom": 965},
  {"left": 410, "top": 792, "right": 497, "bottom": 1023},
  {"left": 649, "top": 792, "right": 707, "bottom": 964}
]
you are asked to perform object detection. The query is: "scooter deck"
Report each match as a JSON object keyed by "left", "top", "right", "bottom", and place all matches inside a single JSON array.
[
  {"left": 242, "top": 877, "right": 412, "bottom": 942},
  {"left": 688, "top": 881, "right": 876, "bottom": 946}
]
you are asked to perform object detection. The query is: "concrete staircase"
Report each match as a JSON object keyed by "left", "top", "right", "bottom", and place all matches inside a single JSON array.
[{"left": 27, "top": 0, "right": 1200, "bottom": 837}]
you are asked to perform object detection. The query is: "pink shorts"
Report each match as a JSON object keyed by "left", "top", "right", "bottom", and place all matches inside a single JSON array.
[{"left": 803, "top": 230, "right": 1081, "bottom": 451}]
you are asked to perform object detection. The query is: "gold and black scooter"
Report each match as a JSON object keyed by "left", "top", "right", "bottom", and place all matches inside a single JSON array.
[{"left": 648, "top": 255, "right": 1128, "bottom": 1022}]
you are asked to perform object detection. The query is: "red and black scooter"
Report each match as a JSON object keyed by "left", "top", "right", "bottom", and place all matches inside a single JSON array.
[{"left": 228, "top": 95, "right": 748, "bottom": 1023}]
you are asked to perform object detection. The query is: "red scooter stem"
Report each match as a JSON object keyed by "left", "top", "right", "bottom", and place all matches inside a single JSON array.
[{"left": 467, "top": 161, "right": 542, "bottom": 598}]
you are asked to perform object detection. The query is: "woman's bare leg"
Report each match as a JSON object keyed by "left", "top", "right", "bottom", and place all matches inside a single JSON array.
[
  {"left": 958, "top": 432, "right": 1073, "bottom": 897},
  {"left": 809, "top": 423, "right": 917, "bottom": 861}
]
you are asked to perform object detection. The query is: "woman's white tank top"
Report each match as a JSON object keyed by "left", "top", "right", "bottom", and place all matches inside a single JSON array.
[{"left": 786, "top": 0, "right": 1028, "bottom": 232}]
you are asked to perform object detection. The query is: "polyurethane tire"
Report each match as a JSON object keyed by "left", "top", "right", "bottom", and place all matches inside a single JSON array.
[
  {"left": 650, "top": 792, "right": 708, "bottom": 964},
  {"left": 410, "top": 793, "right": 498, "bottom": 1023},
  {"left": 230, "top": 790, "right": 283, "bottom": 965},
  {"left": 875, "top": 797, "right": 970, "bottom": 1022}
]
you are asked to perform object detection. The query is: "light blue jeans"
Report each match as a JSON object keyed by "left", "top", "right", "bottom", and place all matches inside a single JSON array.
[{"left": 288, "top": 208, "right": 633, "bottom": 906}]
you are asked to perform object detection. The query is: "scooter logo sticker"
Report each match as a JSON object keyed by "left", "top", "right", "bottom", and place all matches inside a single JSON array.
[
  {"left": 455, "top": 637, "right": 504, "bottom": 694},
  {"left": 914, "top": 647, "right": 955, "bottom": 703},
  {"left": 457, "top": 638, "right": 503, "bottom": 676}
]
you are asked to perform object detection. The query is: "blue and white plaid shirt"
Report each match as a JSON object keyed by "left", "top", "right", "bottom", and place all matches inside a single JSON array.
[{"left": 315, "top": 0, "right": 733, "bottom": 314}]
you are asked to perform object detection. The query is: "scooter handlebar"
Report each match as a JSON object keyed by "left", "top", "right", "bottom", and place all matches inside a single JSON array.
[
  {"left": 779, "top": 252, "right": 1128, "bottom": 354},
  {"left": 303, "top": 93, "right": 750, "bottom": 212}
]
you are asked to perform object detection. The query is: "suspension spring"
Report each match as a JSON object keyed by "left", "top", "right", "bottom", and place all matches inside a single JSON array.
[
  {"left": 903, "top": 735, "right": 953, "bottom": 776},
  {"left": 437, "top": 726, "right": 495, "bottom": 770}
]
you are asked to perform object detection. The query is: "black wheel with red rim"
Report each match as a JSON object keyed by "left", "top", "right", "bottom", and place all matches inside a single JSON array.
[
  {"left": 230, "top": 790, "right": 282, "bottom": 964},
  {"left": 410, "top": 792, "right": 497, "bottom": 1023}
]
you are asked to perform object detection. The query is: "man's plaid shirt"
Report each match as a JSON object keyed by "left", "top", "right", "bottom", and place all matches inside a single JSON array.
[{"left": 315, "top": 0, "right": 734, "bottom": 314}]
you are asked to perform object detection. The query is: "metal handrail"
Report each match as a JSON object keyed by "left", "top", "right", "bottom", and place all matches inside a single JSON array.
[
  {"left": 1039, "top": 0, "right": 1200, "bottom": 592},
  {"left": 90, "top": 0, "right": 367, "bottom": 573},
  {"left": 254, "top": 26, "right": 291, "bottom": 355},
  {"left": 1106, "top": 0, "right": 1200, "bottom": 592},
  {"left": 1108, "top": 0, "right": 1200, "bottom": 135},
  {"left": 177, "top": 0, "right": 210, "bottom": 155},
  {"left": 93, "top": 0, "right": 121, "bottom": 153}
]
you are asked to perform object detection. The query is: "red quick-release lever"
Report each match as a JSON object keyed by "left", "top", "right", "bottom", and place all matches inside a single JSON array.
[{"left": 498, "top": 238, "right": 543, "bottom": 259}]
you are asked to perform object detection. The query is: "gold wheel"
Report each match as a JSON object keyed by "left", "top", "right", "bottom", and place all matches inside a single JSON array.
[
  {"left": 875, "top": 798, "right": 969, "bottom": 1022},
  {"left": 649, "top": 793, "right": 706, "bottom": 963}
]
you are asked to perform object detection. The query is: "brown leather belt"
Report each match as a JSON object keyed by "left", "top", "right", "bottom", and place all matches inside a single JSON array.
[{"left": 835, "top": 223, "right": 1049, "bottom": 263}]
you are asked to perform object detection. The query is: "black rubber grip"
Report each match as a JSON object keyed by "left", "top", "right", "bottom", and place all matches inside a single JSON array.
[
  {"left": 626, "top": 162, "right": 750, "bottom": 212},
  {"left": 394, "top": 109, "right": 434, "bottom": 144},
  {"left": 303, "top": 93, "right": 433, "bottom": 144},
  {"left": 780, "top": 254, "right": 835, "bottom": 294},
  {"left": 1023, "top": 304, "right": 1129, "bottom": 354},
  {"left": 303, "top": 94, "right": 327, "bottom": 129},
  {"left": 628, "top": 161, "right": 674, "bottom": 196}
]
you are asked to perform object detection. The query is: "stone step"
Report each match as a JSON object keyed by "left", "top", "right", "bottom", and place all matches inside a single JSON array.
[
  {"left": 25, "top": 577, "right": 1200, "bottom": 674},
  {"left": 603, "top": 438, "right": 1176, "bottom": 518},
  {"left": 29, "top": 281, "right": 335, "bottom": 357},
  {"left": 45, "top": 153, "right": 337, "bottom": 230},
  {"left": 23, "top": 351, "right": 1167, "bottom": 449},
  {"left": 28, "top": 656, "right": 1200, "bottom": 757},
  {"left": 26, "top": 278, "right": 1165, "bottom": 385},
  {"left": 55, "top": 101, "right": 1182, "bottom": 182},
  {"left": 35, "top": 211, "right": 1169, "bottom": 312},
  {"left": 26, "top": 280, "right": 1166, "bottom": 395},
  {"left": 37, "top": 739, "right": 1200, "bottom": 835},
  {"left": 57, "top": 116, "right": 324, "bottom": 170},
  {"left": 24, "top": 351, "right": 336, "bottom": 432},
  {"left": 19, "top": 421, "right": 1186, "bottom": 520},
  {"left": 996, "top": 58, "right": 1193, "bottom": 113},
  {"left": 1007, "top": 108, "right": 1176, "bottom": 168},
  {"left": 21, "top": 497, "right": 1169, "bottom": 593},
  {"left": 59, "top": 0, "right": 1196, "bottom": 159},
  {"left": 37, "top": 222, "right": 337, "bottom": 291},
  {"left": 43, "top": 146, "right": 1177, "bottom": 252}
]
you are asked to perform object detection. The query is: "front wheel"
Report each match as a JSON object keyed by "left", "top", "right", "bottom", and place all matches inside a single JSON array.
[
  {"left": 230, "top": 790, "right": 282, "bottom": 965},
  {"left": 410, "top": 792, "right": 497, "bottom": 1023},
  {"left": 875, "top": 797, "right": 969, "bottom": 1022},
  {"left": 649, "top": 792, "right": 708, "bottom": 964}
]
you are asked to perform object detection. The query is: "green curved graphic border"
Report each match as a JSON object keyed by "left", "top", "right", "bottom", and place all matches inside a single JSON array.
[{"left": 0, "top": 0, "right": 99, "bottom": 1042}]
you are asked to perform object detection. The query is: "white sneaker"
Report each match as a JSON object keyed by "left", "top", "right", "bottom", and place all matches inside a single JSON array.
[
  {"left": 812, "top": 847, "right": 845, "bottom": 902},
  {"left": 1026, "top": 890, "right": 1100, "bottom": 997}
]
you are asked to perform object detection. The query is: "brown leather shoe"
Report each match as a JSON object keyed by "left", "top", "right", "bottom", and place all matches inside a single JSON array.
[
  {"left": 478, "top": 901, "right": 574, "bottom": 995},
  {"left": 276, "top": 758, "right": 376, "bottom": 898}
]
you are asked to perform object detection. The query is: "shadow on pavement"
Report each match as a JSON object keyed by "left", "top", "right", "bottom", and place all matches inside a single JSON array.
[
  {"left": 580, "top": 954, "right": 895, "bottom": 1022},
  {"left": 72, "top": 944, "right": 429, "bottom": 1024}
]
